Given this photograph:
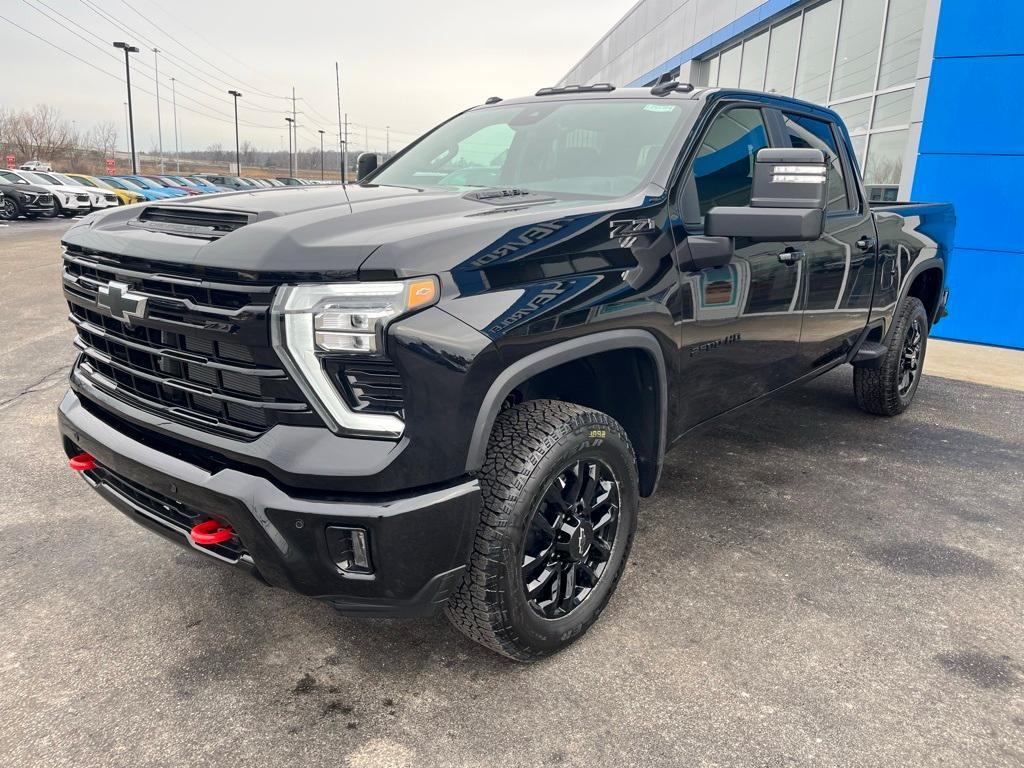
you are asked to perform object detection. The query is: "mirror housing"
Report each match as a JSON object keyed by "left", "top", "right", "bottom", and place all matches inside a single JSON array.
[
  {"left": 356, "top": 152, "right": 379, "bottom": 181},
  {"left": 705, "top": 148, "right": 827, "bottom": 242}
]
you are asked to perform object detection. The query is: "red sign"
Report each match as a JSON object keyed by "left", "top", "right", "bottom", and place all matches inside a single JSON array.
[
  {"left": 5, "top": 155, "right": 14, "bottom": 170},
  {"left": 105, "top": 158, "right": 116, "bottom": 173}
]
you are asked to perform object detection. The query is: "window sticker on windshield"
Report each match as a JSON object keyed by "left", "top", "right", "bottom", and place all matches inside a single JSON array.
[{"left": 643, "top": 104, "right": 678, "bottom": 112}]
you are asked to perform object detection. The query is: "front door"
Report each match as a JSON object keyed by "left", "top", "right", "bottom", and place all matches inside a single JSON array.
[
  {"left": 670, "top": 105, "right": 806, "bottom": 431},
  {"left": 778, "top": 110, "right": 879, "bottom": 368}
]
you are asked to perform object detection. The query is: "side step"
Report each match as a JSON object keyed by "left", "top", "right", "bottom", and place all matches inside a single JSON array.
[{"left": 850, "top": 341, "right": 887, "bottom": 368}]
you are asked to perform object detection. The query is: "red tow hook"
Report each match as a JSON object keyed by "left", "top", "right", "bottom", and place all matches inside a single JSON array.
[
  {"left": 68, "top": 452, "right": 97, "bottom": 471},
  {"left": 190, "top": 519, "right": 235, "bottom": 546}
]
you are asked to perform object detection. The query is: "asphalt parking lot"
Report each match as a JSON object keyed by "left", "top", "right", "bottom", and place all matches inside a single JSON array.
[{"left": 1, "top": 220, "right": 1022, "bottom": 767}]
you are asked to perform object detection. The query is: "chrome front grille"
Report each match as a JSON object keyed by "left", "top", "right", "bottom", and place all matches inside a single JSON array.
[{"left": 62, "top": 245, "right": 318, "bottom": 439}]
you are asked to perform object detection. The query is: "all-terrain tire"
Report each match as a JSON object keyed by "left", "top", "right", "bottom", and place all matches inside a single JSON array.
[
  {"left": 445, "top": 399, "right": 639, "bottom": 661},
  {"left": 854, "top": 296, "right": 929, "bottom": 416}
]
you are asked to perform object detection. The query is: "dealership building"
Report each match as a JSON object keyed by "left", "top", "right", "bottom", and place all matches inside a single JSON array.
[{"left": 561, "top": 0, "right": 1023, "bottom": 349}]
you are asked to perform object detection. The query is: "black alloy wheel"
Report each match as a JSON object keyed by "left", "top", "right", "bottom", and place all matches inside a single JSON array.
[
  {"left": 522, "top": 459, "right": 620, "bottom": 619},
  {"left": 0, "top": 196, "right": 17, "bottom": 221},
  {"left": 898, "top": 319, "right": 924, "bottom": 397}
]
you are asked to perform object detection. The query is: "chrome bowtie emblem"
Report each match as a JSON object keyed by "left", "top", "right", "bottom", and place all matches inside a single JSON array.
[{"left": 97, "top": 280, "right": 148, "bottom": 325}]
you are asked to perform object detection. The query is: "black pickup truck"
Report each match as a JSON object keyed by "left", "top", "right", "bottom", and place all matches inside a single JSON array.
[{"left": 58, "top": 84, "right": 954, "bottom": 660}]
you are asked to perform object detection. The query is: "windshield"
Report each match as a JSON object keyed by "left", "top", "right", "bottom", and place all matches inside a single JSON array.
[
  {"left": 116, "top": 177, "right": 145, "bottom": 190},
  {"left": 69, "top": 175, "right": 98, "bottom": 187},
  {"left": 128, "top": 177, "right": 161, "bottom": 189},
  {"left": 372, "top": 99, "right": 692, "bottom": 197},
  {"left": 52, "top": 173, "right": 82, "bottom": 187},
  {"left": 24, "top": 171, "right": 55, "bottom": 185},
  {"left": 0, "top": 171, "right": 29, "bottom": 185}
]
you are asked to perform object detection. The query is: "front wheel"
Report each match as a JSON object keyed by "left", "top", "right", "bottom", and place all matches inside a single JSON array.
[
  {"left": 446, "top": 399, "right": 639, "bottom": 661},
  {"left": 0, "top": 197, "right": 18, "bottom": 221},
  {"left": 854, "top": 296, "right": 929, "bottom": 416}
]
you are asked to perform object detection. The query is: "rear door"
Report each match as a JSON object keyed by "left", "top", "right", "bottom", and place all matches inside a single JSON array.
[
  {"left": 670, "top": 104, "right": 806, "bottom": 427},
  {"left": 779, "top": 110, "right": 878, "bottom": 368}
]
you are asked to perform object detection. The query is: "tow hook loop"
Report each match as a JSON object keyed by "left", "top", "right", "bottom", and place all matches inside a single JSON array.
[
  {"left": 190, "top": 519, "right": 234, "bottom": 545},
  {"left": 69, "top": 452, "right": 97, "bottom": 471}
]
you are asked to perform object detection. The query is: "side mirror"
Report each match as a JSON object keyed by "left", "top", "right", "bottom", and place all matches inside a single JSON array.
[
  {"left": 706, "top": 148, "right": 827, "bottom": 242},
  {"left": 356, "top": 152, "right": 379, "bottom": 181}
]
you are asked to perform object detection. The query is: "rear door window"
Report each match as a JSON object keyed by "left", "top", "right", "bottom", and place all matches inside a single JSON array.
[{"left": 782, "top": 113, "right": 852, "bottom": 212}]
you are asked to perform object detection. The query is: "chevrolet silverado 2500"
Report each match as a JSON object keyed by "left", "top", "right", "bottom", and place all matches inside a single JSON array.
[{"left": 58, "top": 83, "right": 954, "bottom": 660}]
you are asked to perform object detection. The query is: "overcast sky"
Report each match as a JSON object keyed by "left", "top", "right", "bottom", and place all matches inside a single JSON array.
[{"left": 0, "top": 0, "right": 629, "bottom": 155}]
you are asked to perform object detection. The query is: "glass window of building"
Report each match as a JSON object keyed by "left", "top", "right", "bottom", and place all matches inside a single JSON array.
[
  {"left": 831, "top": 0, "right": 886, "bottom": 100},
  {"left": 831, "top": 97, "right": 872, "bottom": 134},
  {"left": 764, "top": 15, "right": 801, "bottom": 95},
  {"left": 872, "top": 88, "right": 914, "bottom": 128},
  {"left": 794, "top": 0, "right": 840, "bottom": 103},
  {"left": 718, "top": 45, "right": 742, "bottom": 88},
  {"left": 706, "top": 54, "right": 720, "bottom": 87},
  {"left": 864, "top": 129, "right": 908, "bottom": 184},
  {"left": 739, "top": 32, "right": 769, "bottom": 90},
  {"left": 878, "top": 0, "right": 928, "bottom": 88}
]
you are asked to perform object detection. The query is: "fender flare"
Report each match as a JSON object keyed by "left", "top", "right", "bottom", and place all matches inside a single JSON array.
[
  {"left": 887, "top": 256, "right": 945, "bottom": 342},
  {"left": 464, "top": 329, "right": 668, "bottom": 494}
]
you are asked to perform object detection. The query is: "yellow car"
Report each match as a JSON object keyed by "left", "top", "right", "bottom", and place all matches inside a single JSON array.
[{"left": 66, "top": 173, "right": 146, "bottom": 206}]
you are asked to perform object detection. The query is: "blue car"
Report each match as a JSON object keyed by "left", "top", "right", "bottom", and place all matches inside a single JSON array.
[
  {"left": 99, "top": 176, "right": 175, "bottom": 201},
  {"left": 119, "top": 175, "right": 189, "bottom": 198},
  {"left": 165, "top": 175, "right": 220, "bottom": 194}
]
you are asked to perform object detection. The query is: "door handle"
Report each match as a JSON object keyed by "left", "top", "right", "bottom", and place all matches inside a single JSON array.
[
  {"left": 856, "top": 235, "right": 876, "bottom": 252},
  {"left": 778, "top": 249, "right": 804, "bottom": 265}
]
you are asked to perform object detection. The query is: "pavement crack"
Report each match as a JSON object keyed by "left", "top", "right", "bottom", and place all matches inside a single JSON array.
[{"left": 0, "top": 366, "right": 68, "bottom": 410}]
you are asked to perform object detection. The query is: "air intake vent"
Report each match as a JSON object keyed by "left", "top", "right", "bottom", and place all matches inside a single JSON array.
[{"left": 135, "top": 206, "right": 251, "bottom": 238}]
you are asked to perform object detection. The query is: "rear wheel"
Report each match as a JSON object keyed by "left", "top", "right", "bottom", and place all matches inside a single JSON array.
[
  {"left": 854, "top": 296, "right": 929, "bottom": 416},
  {"left": 446, "top": 399, "right": 638, "bottom": 661}
]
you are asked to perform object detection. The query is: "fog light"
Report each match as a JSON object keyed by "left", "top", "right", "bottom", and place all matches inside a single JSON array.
[{"left": 326, "top": 526, "right": 373, "bottom": 574}]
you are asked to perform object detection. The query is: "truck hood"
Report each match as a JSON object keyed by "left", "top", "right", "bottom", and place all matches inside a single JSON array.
[{"left": 62, "top": 183, "right": 653, "bottom": 279}]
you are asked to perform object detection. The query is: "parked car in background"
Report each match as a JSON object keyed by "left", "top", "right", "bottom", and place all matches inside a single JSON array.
[
  {"left": 65, "top": 173, "right": 145, "bottom": 206},
  {"left": 99, "top": 176, "right": 174, "bottom": 201},
  {"left": 140, "top": 175, "right": 204, "bottom": 196},
  {"left": 179, "top": 176, "right": 222, "bottom": 194},
  {"left": 241, "top": 177, "right": 272, "bottom": 188},
  {"left": 195, "top": 173, "right": 251, "bottom": 191},
  {"left": 158, "top": 175, "right": 218, "bottom": 195},
  {"left": 119, "top": 175, "right": 189, "bottom": 198},
  {"left": 275, "top": 176, "right": 305, "bottom": 186},
  {"left": 0, "top": 169, "right": 97, "bottom": 216},
  {"left": 19, "top": 160, "right": 52, "bottom": 172},
  {"left": 47, "top": 173, "right": 120, "bottom": 208},
  {"left": 0, "top": 181, "right": 55, "bottom": 220}
]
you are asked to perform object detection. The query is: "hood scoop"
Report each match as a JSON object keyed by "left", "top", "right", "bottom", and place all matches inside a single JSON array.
[
  {"left": 463, "top": 187, "right": 555, "bottom": 207},
  {"left": 130, "top": 205, "right": 252, "bottom": 239}
]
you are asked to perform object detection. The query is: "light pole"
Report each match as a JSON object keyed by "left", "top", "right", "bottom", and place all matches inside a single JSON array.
[
  {"left": 153, "top": 48, "right": 164, "bottom": 172},
  {"left": 113, "top": 42, "right": 139, "bottom": 174},
  {"left": 318, "top": 129, "right": 325, "bottom": 180},
  {"left": 171, "top": 77, "right": 180, "bottom": 173},
  {"left": 285, "top": 117, "right": 294, "bottom": 177},
  {"left": 228, "top": 90, "right": 242, "bottom": 175}
]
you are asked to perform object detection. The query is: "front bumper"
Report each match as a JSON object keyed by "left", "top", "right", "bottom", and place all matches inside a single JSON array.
[{"left": 58, "top": 390, "right": 482, "bottom": 617}]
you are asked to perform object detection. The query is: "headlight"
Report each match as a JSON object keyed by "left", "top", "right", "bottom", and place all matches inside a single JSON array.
[{"left": 271, "top": 277, "right": 439, "bottom": 437}]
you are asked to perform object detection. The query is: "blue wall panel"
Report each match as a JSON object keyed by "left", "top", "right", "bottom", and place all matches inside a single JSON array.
[
  {"left": 913, "top": 0, "right": 1024, "bottom": 349},
  {"left": 913, "top": 154, "right": 1024, "bottom": 254},
  {"left": 933, "top": 0, "right": 1024, "bottom": 57},
  {"left": 935, "top": 249, "right": 1024, "bottom": 349},
  {"left": 920, "top": 57, "right": 1024, "bottom": 155}
]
